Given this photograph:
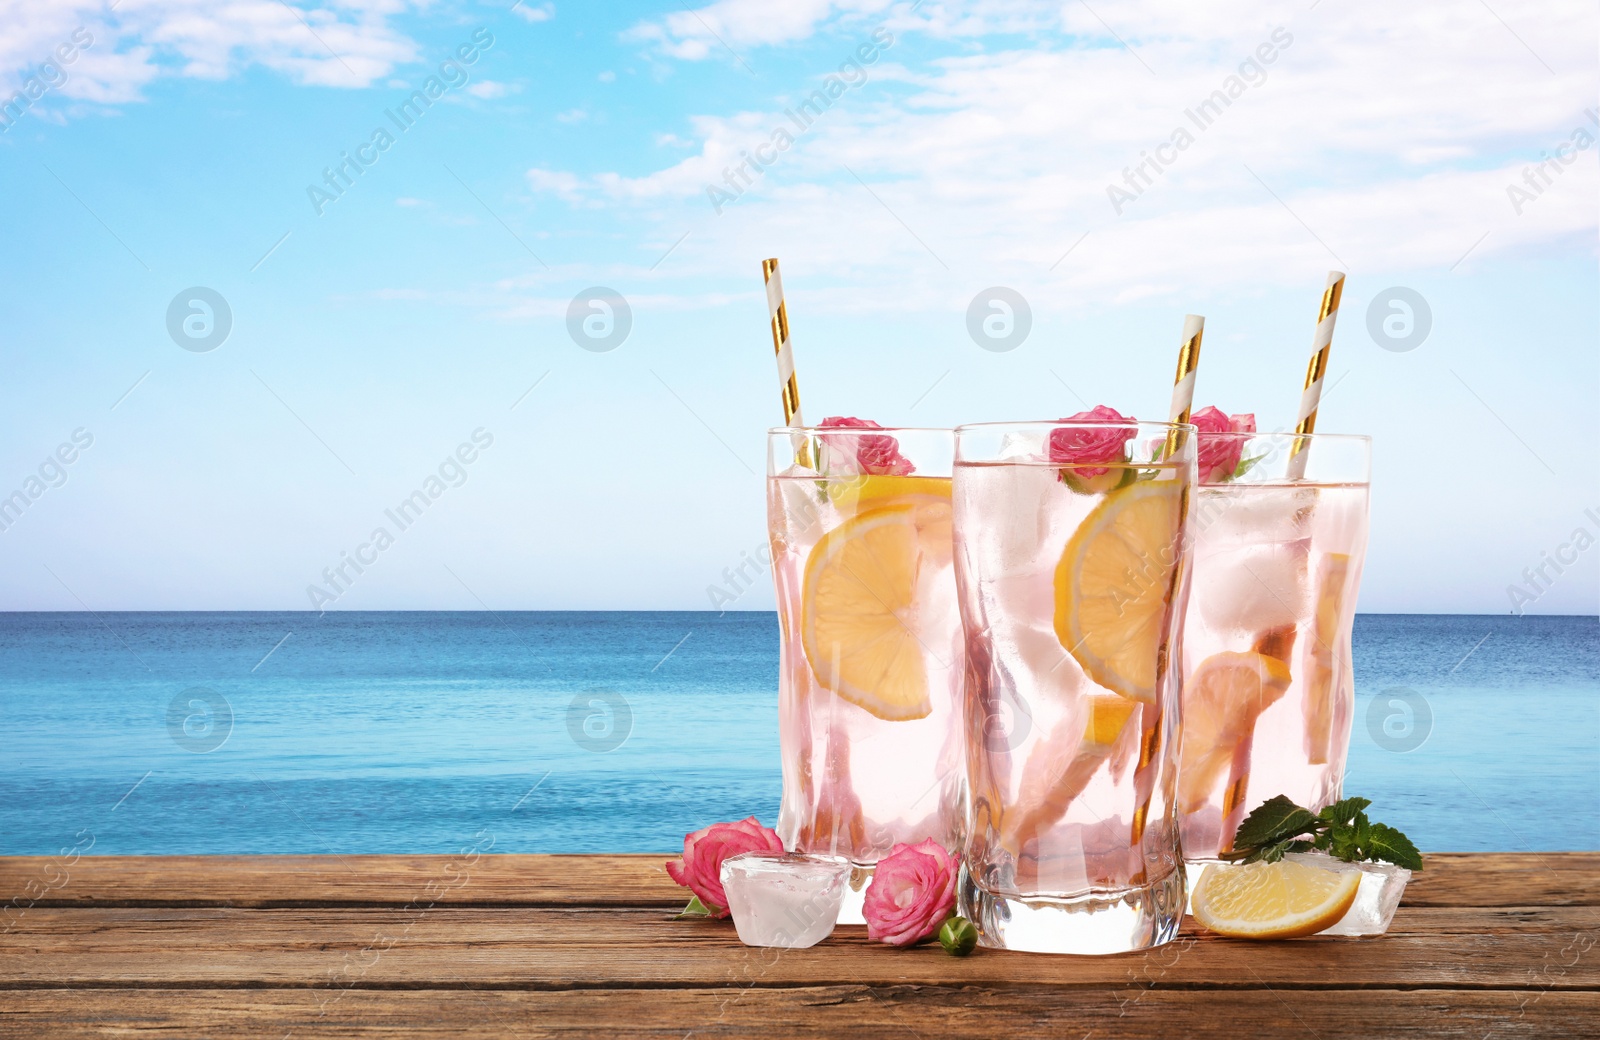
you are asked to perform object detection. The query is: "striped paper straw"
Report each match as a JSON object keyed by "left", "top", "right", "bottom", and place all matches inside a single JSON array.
[
  {"left": 761, "top": 258, "right": 804, "bottom": 427},
  {"left": 1164, "top": 313, "right": 1204, "bottom": 458},
  {"left": 1121, "top": 315, "right": 1205, "bottom": 846},
  {"left": 1286, "top": 271, "right": 1345, "bottom": 479},
  {"left": 761, "top": 258, "right": 813, "bottom": 468}
]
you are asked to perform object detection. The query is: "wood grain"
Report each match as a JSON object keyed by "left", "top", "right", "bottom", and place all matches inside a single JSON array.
[
  {"left": 3, "top": 905, "right": 1597, "bottom": 989},
  {"left": 3, "top": 852, "right": 1595, "bottom": 908},
  {"left": 1, "top": 987, "right": 1596, "bottom": 1040},
  {"left": 1, "top": 853, "right": 1595, "bottom": 1038},
  {"left": 0, "top": 854, "right": 684, "bottom": 909}
]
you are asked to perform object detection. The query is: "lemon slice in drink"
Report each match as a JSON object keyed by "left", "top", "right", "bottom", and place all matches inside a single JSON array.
[
  {"left": 1191, "top": 859, "right": 1361, "bottom": 939},
  {"left": 1304, "top": 553, "right": 1351, "bottom": 765},
  {"left": 801, "top": 486, "right": 952, "bottom": 721},
  {"left": 1085, "top": 694, "right": 1139, "bottom": 746},
  {"left": 826, "top": 474, "right": 953, "bottom": 511},
  {"left": 1178, "top": 651, "right": 1293, "bottom": 812},
  {"left": 1053, "top": 479, "right": 1186, "bottom": 703}
]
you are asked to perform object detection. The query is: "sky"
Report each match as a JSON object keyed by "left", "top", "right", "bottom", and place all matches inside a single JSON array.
[{"left": 0, "top": 0, "right": 1595, "bottom": 614}]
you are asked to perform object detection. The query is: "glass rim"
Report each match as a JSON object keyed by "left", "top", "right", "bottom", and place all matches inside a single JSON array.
[
  {"left": 1187, "top": 429, "right": 1371, "bottom": 445},
  {"left": 766, "top": 425, "right": 952, "bottom": 436},
  {"left": 953, "top": 419, "right": 1195, "bottom": 434}
]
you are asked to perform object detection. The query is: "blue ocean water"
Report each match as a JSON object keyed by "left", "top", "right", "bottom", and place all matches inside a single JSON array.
[{"left": 0, "top": 612, "right": 1594, "bottom": 855}]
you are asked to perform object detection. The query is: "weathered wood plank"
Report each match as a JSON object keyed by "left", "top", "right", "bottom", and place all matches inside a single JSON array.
[
  {"left": 1403, "top": 852, "right": 1600, "bottom": 907},
  {"left": 2, "top": 852, "right": 1595, "bottom": 909},
  {"left": 1, "top": 986, "right": 1595, "bottom": 1039},
  {"left": 0, "top": 855, "right": 684, "bottom": 909},
  {"left": 2, "top": 905, "right": 1596, "bottom": 990}
]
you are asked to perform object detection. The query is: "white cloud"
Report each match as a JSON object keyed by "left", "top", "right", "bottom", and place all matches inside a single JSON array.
[
  {"left": 543, "top": 0, "right": 1596, "bottom": 308},
  {"left": 466, "top": 79, "right": 516, "bottom": 99},
  {"left": 512, "top": 1, "right": 554, "bottom": 23},
  {"left": 554, "top": 106, "right": 588, "bottom": 124},
  {"left": 626, "top": 0, "right": 867, "bottom": 60},
  {"left": 0, "top": 0, "right": 420, "bottom": 107},
  {"left": 624, "top": 0, "right": 1051, "bottom": 61},
  {"left": 525, "top": 167, "right": 588, "bottom": 204},
  {"left": 394, "top": 196, "right": 424, "bottom": 206}
]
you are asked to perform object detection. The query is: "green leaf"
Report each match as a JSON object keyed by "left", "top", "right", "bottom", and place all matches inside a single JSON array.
[
  {"left": 1224, "top": 836, "right": 1320, "bottom": 865},
  {"left": 674, "top": 895, "right": 718, "bottom": 919},
  {"left": 1318, "top": 797, "right": 1372, "bottom": 829},
  {"left": 1231, "top": 452, "right": 1271, "bottom": 480},
  {"left": 1254, "top": 841, "right": 1290, "bottom": 864},
  {"left": 1230, "top": 790, "right": 1422, "bottom": 871},
  {"left": 1325, "top": 828, "right": 1362, "bottom": 862},
  {"left": 1232, "top": 795, "right": 1323, "bottom": 851},
  {"left": 1367, "top": 823, "right": 1424, "bottom": 871}
]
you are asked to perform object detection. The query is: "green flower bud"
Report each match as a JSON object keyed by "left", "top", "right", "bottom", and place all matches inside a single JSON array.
[{"left": 938, "top": 915, "right": 978, "bottom": 956}]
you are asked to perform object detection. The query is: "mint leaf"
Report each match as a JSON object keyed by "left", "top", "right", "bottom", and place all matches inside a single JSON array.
[
  {"left": 1233, "top": 795, "right": 1322, "bottom": 850},
  {"left": 674, "top": 895, "right": 717, "bottom": 919},
  {"left": 1231, "top": 452, "right": 1271, "bottom": 480},
  {"left": 1323, "top": 820, "right": 1364, "bottom": 862},
  {"left": 1253, "top": 840, "right": 1290, "bottom": 864},
  {"left": 1318, "top": 797, "right": 1372, "bottom": 829},
  {"left": 1228, "top": 791, "right": 1422, "bottom": 872},
  {"left": 1367, "top": 823, "right": 1424, "bottom": 871}
]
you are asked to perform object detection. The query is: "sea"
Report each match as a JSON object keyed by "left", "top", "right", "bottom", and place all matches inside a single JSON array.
[{"left": 0, "top": 612, "right": 1594, "bottom": 856}]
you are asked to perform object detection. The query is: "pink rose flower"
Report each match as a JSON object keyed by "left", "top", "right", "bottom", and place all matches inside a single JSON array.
[
  {"left": 665, "top": 817, "right": 783, "bottom": 917},
  {"left": 819, "top": 416, "right": 915, "bottom": 476},
  {"left": 1192, "top": 406, "right": 1256, "bottom": 483},
  {"left": 862, "top": 839, "right": 959, "bottom": 946},
  {"left": 1047, "top": 404, "right": 1136, "bottom": 478}
]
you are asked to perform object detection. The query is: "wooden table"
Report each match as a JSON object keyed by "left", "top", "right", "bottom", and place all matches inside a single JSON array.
[{"left": 1, "top": 853, "right": 1595, "bottom": 1037}]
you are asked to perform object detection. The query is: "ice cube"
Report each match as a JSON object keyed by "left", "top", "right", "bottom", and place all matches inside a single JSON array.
[
  {"left": 720, "top": 853, "right": 851, "bottom": 948},
  {"left": 1197, "top": 485, "right": 1308, "bottom": 544},
  {"left": 1196, "top": 543, "right": 1310, "bottom": 633},
  {"left": 1284, "top": 852, "right": 1412, "bottom": 937},
  {"left": 997, "top": 429, "right": 1046, "bottom": 462}
]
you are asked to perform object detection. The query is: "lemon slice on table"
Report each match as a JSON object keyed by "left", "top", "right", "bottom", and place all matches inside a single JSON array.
[
  {"left": 801, "top": 486, "right": 952, "bottom": 721},
  {"left": 1191, "top": 859, "right": 1361, "bottom": 939},
  {"left": 1053, "top": 479, "right": 1186, "bottom": 703},
  {"left": 1178, "top": 651, "right": 1293, "bottom": 812}
]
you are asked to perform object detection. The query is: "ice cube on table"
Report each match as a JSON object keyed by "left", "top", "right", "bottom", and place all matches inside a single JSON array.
[
  {"left": 720, "top": 853, "right": 852, "bottom": 948},
  {"left": 1284, "top": 853, "right": 1412, "bottom": 936}
]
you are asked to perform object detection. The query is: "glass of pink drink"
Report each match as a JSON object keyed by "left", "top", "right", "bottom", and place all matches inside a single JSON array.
[
  {"left": 767, "top": 425, "right": 964, "bottom": 923},
  {"left": 1177, "top": 431, "right": 1371, "bottom": 866},
  {"left": 952, "top": 420, "right": 1195, "bottom": 954}
]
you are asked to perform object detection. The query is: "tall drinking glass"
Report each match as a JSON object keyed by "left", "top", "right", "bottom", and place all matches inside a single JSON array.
[
  {"left": 767, "top": 427, "right": 964, "bottom": 922},
  {"left": 953, "top": 420, "right": 1194, "bottom": 954},
  {"left": 1177, "top": 431, "right": 1371, "bottom": 865}
]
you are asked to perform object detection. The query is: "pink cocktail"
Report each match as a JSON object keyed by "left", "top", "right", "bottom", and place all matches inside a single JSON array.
[
  {"left": 767, "top": 425, "right": 964, "bottom": 921},
  {"left": 1177, "top": 431, "right": 1371, "bottom": 863},
  {"left": 953, "top": 419, "right": 1194, "bottom": 954}
]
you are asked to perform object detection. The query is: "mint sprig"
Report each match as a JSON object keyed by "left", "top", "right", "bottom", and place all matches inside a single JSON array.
[{"left": 1220, "top": 794, "right": 1423, "bottom": 871}]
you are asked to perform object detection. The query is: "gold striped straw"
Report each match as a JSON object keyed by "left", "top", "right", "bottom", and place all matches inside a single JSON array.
[
  {"left": 1285, "top": 271, "right": 1345, "bottom": 479},
  {"left": 761, "top": 258, "right": 813, "bottom": 467},
  {"left": 1164, "top": 313, "right": 1204, "bottom": 458},
  {"left": 1220, "top": 275, "right": 1345, "bottom": 840},
  {"left": 1123, "top": 314, "right": 1204, "bottom": 847}
]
